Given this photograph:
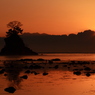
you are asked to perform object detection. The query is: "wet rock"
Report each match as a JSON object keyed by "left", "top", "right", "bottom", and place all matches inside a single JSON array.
[
  {"left": 4, "top": 73, "right": 7, "bottom": 76},
  {"left": 20, "top": 75, "right": 28, "bottom": 79},
  {"left": 73, "top": 71, "right": 81, "bottom": 75},
  {"left": 0, "top": 69, "right": 5, "bottom": 74},
  {"left": 73, "top": 69, "right": 79, "bottom": 71},
  {"left": 43, "top": 72, "right": 48, "bottom": 76},
  {"left": 29, "top": 65, "right": 42, "bottom": 69},
  {"left": 31, "top": 71, "right": 39, "bottom": 75},
  {"left": 51, "top": 58, "right": 61, "bottom": 61},
  {"left": 86, "top": 73, "right": 91, "bottom": 77},
  {"left": 4, "top": 87, "right": 16, "bottom": 93},
  {"left": 84, "top": 67, "right": 91, "bottom": 71},
  {"left": 33, "top": 65, "right": 42, "bottom": 69},
  {"left": 29, "top": 65, "right": 34, "bottom": 69},
  {"left": 48, "top": 60, "right": 53, "bottom": 64},
  {"left": 23, "top": 66, "right": 29, "bottom": 69},
  {"left": 54, "top": 65, "right": 59, "bottom": 69},
  {"left": 37, "top": 58, "right": 45, "bottom": 61},
  {"left": 25, "top": 70, "right": 31, "bottom": 74},
  {"left": 21, "top": 59, "right": 33, "bottom": 61}
]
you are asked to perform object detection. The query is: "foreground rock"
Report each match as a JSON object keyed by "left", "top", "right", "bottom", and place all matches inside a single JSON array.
[{"left": 4, "top": 87, "right": 16, "bottom": 93}]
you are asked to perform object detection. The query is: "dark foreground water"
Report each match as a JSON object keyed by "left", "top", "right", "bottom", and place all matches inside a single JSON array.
[{"left": 0, "top": 53, "right": 95, "bottom": 95}]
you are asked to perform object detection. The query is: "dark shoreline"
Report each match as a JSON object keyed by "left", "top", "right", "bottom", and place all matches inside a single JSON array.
[{"left": 38, "top": 52, "right": 95, "bottom": 54}]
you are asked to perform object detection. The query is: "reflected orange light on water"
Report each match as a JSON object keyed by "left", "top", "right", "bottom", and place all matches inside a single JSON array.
[
  {"left": 17, "top": 70, "right": 95, "bottom": 95},
  {"left": 1, "top": 61, "right": 95, "bottom": 95}
]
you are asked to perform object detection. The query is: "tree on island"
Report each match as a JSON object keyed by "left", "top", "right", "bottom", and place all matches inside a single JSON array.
[
  {"left": 6, "top": 21, "right": 23, "bottom": 37},
  {"left": 0, "top": 21, "right": 38, "bottom": 55}
]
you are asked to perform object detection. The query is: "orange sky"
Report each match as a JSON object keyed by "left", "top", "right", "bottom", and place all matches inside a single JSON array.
[{"left": 0, "top": 0, "right": 95, "bottom": 37}]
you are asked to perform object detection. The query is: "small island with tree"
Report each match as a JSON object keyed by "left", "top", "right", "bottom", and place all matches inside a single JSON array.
[{"left": 0, "top": 21, "right": 38, "bottom": 55}]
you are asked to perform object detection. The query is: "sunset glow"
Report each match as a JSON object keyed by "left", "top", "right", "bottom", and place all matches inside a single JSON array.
[{"left": 0, "top": 0, "right": 95, "bottom": 36}]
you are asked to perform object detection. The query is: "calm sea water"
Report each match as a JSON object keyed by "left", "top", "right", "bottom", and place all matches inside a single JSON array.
[
  {"left": 1, "top": 53, "right": 95, "bottom": 95},
  {"left": 0, "top": 53, "right": 95, "bottom": 61}
]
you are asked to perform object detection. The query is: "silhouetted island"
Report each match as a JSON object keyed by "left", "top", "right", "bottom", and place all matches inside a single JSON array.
[{"left": 0, "top": 21, "right": 38, "bottom": 55}]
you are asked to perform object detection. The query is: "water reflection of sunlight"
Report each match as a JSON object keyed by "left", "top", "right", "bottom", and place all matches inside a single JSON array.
[
  {"left": 4, "top": 61, "right": 23, "bottom": 89},
  {"left": 1, "top": 60, "right": 95, "bottom": 94}
]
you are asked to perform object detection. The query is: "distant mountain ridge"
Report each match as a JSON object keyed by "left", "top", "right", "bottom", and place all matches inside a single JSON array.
[{"left": 0, "top": 30, "right": 95, "bottom": 53}]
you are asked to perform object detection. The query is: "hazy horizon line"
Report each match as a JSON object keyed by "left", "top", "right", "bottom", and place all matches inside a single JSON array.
[{"left": 1, "top": 29, "right": 95, "bottom": 37}]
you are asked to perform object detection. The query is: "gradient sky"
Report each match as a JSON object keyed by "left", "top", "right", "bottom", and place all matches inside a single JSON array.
[{"left": 0, "top": 0, "right": 95, "bottom": 37}]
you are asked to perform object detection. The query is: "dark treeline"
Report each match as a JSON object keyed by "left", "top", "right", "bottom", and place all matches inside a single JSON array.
[{"left": 1, "top": 30, "right": 95, "bottom": 53}]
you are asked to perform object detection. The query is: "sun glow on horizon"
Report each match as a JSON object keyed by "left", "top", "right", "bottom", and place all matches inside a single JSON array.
[{"left": 0, "top": 0, "right": 95, "bottom": 36}]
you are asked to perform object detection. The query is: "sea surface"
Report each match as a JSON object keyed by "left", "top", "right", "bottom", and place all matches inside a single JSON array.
[
  {"left": 0, "top": 53, "right": 95, "bottom": 95},
  {"left": 0, "top": 53, "right": 95, "bottom": 61}
]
